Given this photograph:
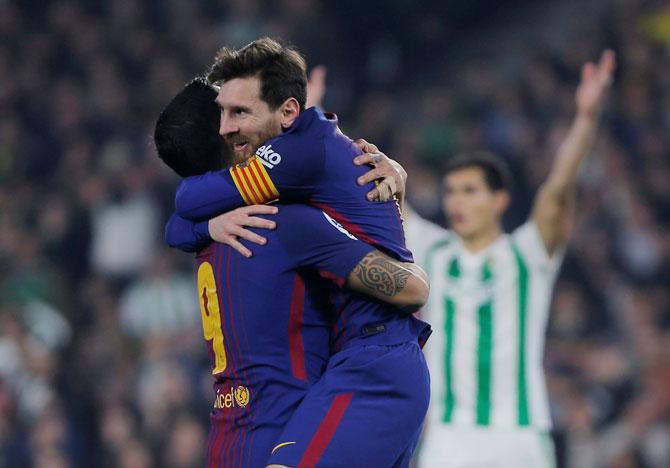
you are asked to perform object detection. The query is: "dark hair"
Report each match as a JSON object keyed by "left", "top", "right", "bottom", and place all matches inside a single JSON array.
[
  {"left": 207, "top": 37, "right": 307, "bottom": 111},
  {"left": 443, "top": 151, "right": 513, "bottom": 191},
  {"left": 154, "top": 78, "right": 229, "bottom": 177}
]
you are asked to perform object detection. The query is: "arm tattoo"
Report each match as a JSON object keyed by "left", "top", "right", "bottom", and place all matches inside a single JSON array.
[{"left": 352, "top": 252, "right": 411, "bottom": 297}]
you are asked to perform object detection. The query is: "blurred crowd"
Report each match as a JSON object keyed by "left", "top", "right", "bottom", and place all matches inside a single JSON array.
[{"left": 0, "top": 0, "right": 667, "bottom": 467}]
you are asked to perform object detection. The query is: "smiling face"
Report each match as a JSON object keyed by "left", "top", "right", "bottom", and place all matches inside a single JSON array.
[
  {"left": 443, "top": 166, "right": 509, "bottom": 241},
  {"left": 216, "top": 75, "right": 284, "bottom": 164}
]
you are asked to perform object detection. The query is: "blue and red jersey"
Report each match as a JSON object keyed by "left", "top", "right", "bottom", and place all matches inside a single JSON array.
[
  {"left": 170, "top": 107, "right": 412, "bottom": 262},
  {"left": 195, "top": 204, "right": 374, "bottom": 467}
]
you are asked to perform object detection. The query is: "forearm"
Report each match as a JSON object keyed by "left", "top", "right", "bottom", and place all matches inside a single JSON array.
[
  {"left": 175, "top": 170, "right": 247, "bottom": 221},
  {"left": 542, "top": 112, "right": 600, "bottom": 199},
  {"left": 347, "top": 251, "right": 429, "bottom": 313}
]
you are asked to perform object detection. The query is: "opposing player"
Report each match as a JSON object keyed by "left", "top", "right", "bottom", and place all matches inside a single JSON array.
[
  {"left": 407, "top": 50, "right": 616, "bottom": 467},
  {"left": 164, "top": 38, "right": 431, "bottom": 466},
  {"left": 156, "top": 74, "right": 430, "bottom": 466}
]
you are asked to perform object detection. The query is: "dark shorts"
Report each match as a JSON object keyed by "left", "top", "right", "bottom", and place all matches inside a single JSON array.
[{"left": 267, "top": 341, "right": 430, "bottom": 467}]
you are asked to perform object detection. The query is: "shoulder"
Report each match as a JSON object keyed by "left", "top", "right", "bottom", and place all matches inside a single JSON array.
[
  {"left": 282, "top": 107, "right": 336, "bottom": 138},
  {"left": 405, "top": 209, "right": 452, "bottom": 266},
  {"left": 510, "top": 221, "right": 564, "bottom": 270},
  {"left": 273, "top": 204, "right": 360, "bottom": 242},
  {"left": 257, "top": 109, "right": 331, "bottom": 160}
]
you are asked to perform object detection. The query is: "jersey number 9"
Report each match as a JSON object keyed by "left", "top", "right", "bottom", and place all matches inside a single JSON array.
[{"left": 197, "top": 262, "right": 227, "bottom": 374}]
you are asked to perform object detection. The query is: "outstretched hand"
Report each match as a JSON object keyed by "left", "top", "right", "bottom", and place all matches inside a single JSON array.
[
  {"left": 353, "top": 139, "right": 407, "bottom": 202},
  {"left": 576, "top": 49, "right": 616, "bottom": 118},
  {"left": 208, "top": 205, "right": 278, "bottom": 258}
]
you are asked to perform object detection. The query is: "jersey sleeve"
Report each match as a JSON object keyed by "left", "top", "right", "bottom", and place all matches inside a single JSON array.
[
  {"left": 175, "top": 133, "right": 325, "bottom": 221},
  {"left": 511, "top": 221, "right": 564, "bottom": 274},
  {"left": 277, "top": 205, "right": 375, "bottom": 286},
  {"left": 174, "top": 169, "right": 248, "bottom": 221},
  {"left": 164, "top": 213, "right": 211, "bottom": 253},
  {"left": 404, "top": 207, "right": 451, "bottom": 268}
]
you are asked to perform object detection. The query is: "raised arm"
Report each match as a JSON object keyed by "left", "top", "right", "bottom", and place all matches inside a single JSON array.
[
  {"left": 348, "top": 250, "right": 429, "bottom": 314},
  {"left": 532, "top": 49, "right": 615, "bottom": 255}
]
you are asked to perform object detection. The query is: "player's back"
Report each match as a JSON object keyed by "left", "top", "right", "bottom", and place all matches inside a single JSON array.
[
  {"left": 195, "top": 214, "right": 333, "bottom": 467},
  {"left": 267, "top": 109, "right": 428, "bottom": 349}
]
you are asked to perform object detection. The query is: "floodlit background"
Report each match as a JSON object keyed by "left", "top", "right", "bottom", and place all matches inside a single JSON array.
[{"left": 0, "top": 0, "right": 668, "bottom": 466}]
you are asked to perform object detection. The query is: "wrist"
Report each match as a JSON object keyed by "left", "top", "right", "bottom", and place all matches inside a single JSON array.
[
  {"left": 575, "top": 109, "right": 600, "bottom": 124},
  {"left": 194, "top": 220, "right": 213, "bottom": 242}
]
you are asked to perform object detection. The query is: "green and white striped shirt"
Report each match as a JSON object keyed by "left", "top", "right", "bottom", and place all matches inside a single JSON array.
[{"left": 407, "top": 213, "right": 563, "bottom": 430}]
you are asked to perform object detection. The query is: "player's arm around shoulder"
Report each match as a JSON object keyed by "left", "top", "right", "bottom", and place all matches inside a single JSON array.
[
  {"left": 347, "top": 251, "right": 429, "bottom": 314},
  {"left": 276, "top": 204, "right": 429, "bottom": 313},
  {"left": 531, "top": 50, "right": 615, "bottom": 257}
]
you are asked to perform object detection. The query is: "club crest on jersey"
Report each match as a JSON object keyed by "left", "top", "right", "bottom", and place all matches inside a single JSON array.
[
  {"left": 234, "top": 386, "right": 250, "bottom": 407},
  {"left": 322, "top": 212, "right": 357, "bottom": 240},
  {"left": 255, "top": 144, "right": 282, "bottom": 169},
  {"left": 214, "top": 385, "right": 251, "bottom": 409}
]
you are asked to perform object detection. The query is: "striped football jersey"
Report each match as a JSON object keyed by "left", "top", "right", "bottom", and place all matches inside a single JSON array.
[{"left": 407, "top": 213, "right": 563, "bottom": 430}]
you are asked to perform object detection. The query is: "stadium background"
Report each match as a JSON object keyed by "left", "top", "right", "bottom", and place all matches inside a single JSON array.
[{"left": 0, "top": 0, "right": 668, "bottom": 466}]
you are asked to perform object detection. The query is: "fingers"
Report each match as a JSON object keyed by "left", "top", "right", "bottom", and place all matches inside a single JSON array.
[
  {"left": 232, "top": 225, "right": 268, "bottom": 246},
  {"left": 242, "top": 216, "right": 276, "bottom": 230},
  {"left": 357, "top": 161, "right": 400, "bottom": 187},
  {"left": 376, "top": 178, "right": 397, "bottom": 202},
  {"left": 240, "top": 204, "right": 278, "bottom": 215},
  {"left": 598, "top": 49, "right": 616, "bottom": 84},
  {"left": 353, "top": 138, "right": 379, "bottom": 154},
  {"left": 354, "top": 151, "right": 387, "bottom": 167},
  {"left": 208, "top": 204, "right": 278, "bottom": 257},
  {"left": 367, "top": 180, "right": 394, "bottom": 202},
  {"left": 353, "top": 152, "right": 376, "bottom": 166},
  {"left": 227, "top": 237, "right": 253, "bottom": 258},
  {"left": 366, "top": 177, "right": 398, "bottom": 202},
  {"left": 582, "top": 62, "right": 595, "bottom": 82},
  {"left": 357, "top": 166, "right": 386, "bottom": 185}
]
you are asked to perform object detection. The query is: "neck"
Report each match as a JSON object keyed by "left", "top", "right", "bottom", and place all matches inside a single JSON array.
[{"left": 460, "top": 226, "right": 502, "bottom": 253}]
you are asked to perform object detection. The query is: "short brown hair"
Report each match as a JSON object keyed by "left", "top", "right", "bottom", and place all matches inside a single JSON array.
[
  {"left": 207, "top": 37, "right": 307, "bottom": 111},
  {"left": 444, "top": 151, "right": 513, "bottom": 191}
]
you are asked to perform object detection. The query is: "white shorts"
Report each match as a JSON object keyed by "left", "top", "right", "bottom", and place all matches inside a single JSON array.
[{"left": 417, "top": 425, "right": 556, "bottom": 468}]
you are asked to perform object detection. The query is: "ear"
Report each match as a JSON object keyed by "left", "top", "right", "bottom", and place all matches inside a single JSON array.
[
  {"left": 494, "top": 190, "right": 510, "bottom": 215},
  {"left": 279, "top": 98, "right": 300, "bottom": 129}
]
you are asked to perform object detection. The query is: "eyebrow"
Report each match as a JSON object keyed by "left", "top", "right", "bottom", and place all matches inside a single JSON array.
[{"left": 216, "top": 102, "right": 251, "bottom": 113}]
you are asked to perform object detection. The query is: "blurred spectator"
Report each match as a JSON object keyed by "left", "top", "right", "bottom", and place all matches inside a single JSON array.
[{"left": 119, "top": 251, "right": 197, "bottom": 338}]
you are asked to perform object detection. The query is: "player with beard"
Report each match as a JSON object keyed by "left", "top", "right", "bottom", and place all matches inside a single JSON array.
[
  {"left": 157, "top": 76, "right": 429, "bottom": 467},
  {"left": 164, "top": 38, "right": 432, "bottom": 467}
]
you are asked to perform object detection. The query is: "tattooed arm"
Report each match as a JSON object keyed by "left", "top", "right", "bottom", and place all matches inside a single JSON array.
[{"left": 347, "top": 250, "right": 429, "bottom": 314}]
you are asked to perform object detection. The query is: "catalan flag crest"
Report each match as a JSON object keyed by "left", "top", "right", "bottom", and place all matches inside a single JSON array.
[{"left": 230, "top": 156, "right": 280, "bottom": 205}]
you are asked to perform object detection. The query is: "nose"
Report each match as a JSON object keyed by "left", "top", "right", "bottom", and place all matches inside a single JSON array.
[{"left": 219, "top": 113, "right": 238, "bottom": 137}]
